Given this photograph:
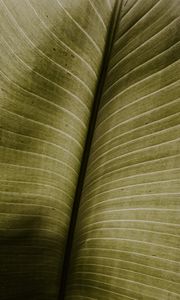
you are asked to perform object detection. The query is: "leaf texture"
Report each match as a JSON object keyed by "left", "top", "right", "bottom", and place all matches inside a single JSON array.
[
  {"left": 65, "top": 0, "right": 180, "bottom": 299},
  {"left": 0, "top": 0, "right": 115, "bottom": 299}
]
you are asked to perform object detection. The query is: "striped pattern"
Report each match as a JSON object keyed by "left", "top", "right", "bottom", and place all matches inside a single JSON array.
[
  {"left": 0, "top": 0, "right": 114, "bottom": 299},
  {"left": 66, "top": 0, "right": 180, "bottom": 299}
]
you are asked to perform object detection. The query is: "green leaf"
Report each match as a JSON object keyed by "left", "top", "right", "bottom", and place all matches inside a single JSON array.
[
  {"left": 66, "top": 0, "right": 180, "bottom": 299},
  {"left": 0, "top": 0, "right": 114, "bottom": 298}
]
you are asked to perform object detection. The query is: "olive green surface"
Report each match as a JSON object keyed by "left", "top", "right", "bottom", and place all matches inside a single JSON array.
[
  {"left": 66, "top": 0, "right": 180, "bottom": 299},
  {"left": 0, "top": 0, "right": 114, "bottom": 299}
]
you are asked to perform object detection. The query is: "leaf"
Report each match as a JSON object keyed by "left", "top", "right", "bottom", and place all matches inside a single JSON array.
[
  {"left": 66, "top": 0, "right": 180, "bottom": 299},
  {"left": 0, "top": 0, "right": 114, "bottom": 298}
]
